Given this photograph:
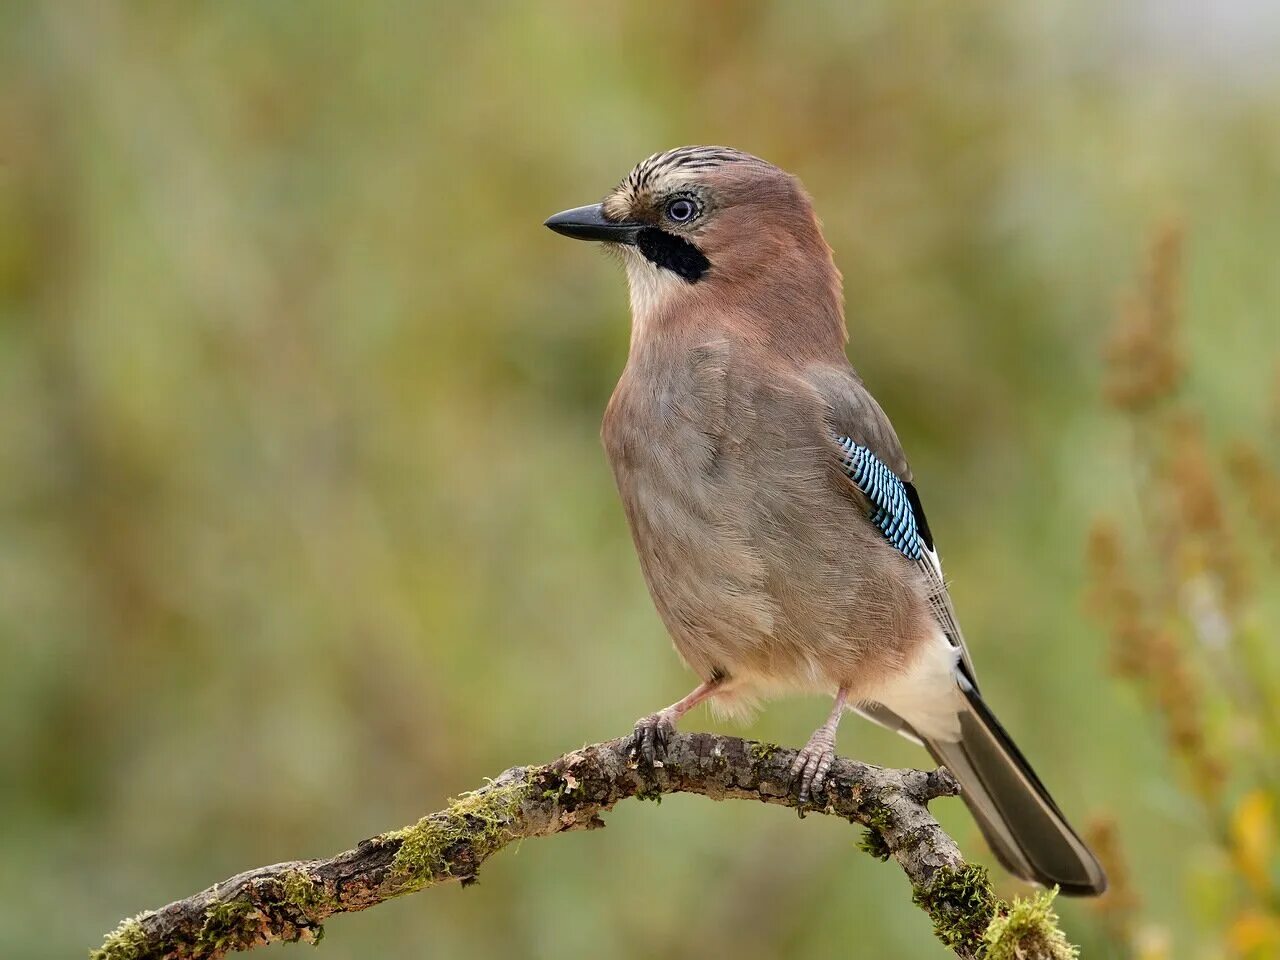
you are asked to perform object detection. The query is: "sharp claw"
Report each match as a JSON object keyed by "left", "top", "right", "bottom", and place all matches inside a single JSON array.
[
  {"left": 630, "top": 714, "right": 674, "bottom": 767},
  {"left": 628, "top": 722, "right": 650, "bottom": 764},
  {"left": 790, "top": 738, "right": 836, "bottom": 804}
]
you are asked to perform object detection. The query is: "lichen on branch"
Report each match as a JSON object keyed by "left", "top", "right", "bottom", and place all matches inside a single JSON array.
[{"left": 89, "top": 732, "right": 1076, "bottom": 960}]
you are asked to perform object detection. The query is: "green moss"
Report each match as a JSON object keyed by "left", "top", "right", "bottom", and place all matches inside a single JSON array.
[
  {"left": 90, "top": 914, "right": 150, "bottom": 960},
  {"left": 92, "top": 876, "right": 334, "bottom": 959},
  {"left": 983, "top": 889, "right": 1078, "bottom": 960},
  {"left": 280, "top": 870, "right": 327, "bottom": 912},
  {"left": 749, "top": 741, "right": 780, "bottom": 762},
  {"left": 536, "top": 769, "right": 583, "bottom": 804},
  {"left": 856, "top": 828, "right": 891, "bottom": 861},
  {"left": 912, "top": 864, "right": 998, "bottom": 952},
  {"left": 276, "top": 869, "right": 331, "bottom": 943},
  {"left": 863, "top": 804, "right": 895, "bottom": 834},
  {"left": 384, "top": 781, "right": 529, "bottom": 892},
  {"left": 198, "top": 898, "right": 263, "bottom": 954}
]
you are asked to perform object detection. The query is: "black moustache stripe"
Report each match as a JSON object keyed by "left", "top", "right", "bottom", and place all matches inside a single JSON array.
[{"left": 636, "top": 228, "right": 710, "bottom": 283}]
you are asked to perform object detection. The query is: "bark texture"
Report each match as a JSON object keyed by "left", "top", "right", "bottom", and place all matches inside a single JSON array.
[{"left": 91, "top": 733, "right": 1073, "bottom": 960}]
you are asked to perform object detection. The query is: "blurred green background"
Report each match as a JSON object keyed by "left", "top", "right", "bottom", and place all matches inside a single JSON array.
[{"left": 2, "top": 2, "right": 1278, "bottom": 958}]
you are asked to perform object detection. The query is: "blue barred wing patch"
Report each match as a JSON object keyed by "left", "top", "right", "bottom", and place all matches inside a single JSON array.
[{"left": 834, "top": 436, "right": 921, "bottom": 560}]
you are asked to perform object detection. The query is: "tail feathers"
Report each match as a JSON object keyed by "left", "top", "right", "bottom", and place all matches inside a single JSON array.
[{"left": 923, "top": 687, "right": 1108, "bottom": 896}]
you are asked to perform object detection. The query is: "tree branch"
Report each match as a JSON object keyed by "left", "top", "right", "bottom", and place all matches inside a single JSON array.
[{"left": 91, "top": 732, "right": 1074, "bottom": 960}]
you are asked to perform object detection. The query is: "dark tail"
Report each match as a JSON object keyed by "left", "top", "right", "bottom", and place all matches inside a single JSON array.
[{"left": 923, "top": 686, "right": 1108, "bottom": 896}]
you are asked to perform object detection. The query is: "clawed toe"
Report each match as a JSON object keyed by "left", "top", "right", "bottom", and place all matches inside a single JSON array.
[
  {"left": 789, "top": 739, "right": 836, "bottom": 803},
  {"left": 628, "top": 714, "right": 676, "bottom": 766}
]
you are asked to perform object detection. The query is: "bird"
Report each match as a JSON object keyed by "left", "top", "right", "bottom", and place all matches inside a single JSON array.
[{"left": 544, "top": 145, "right": 1107, "bottom": 896}]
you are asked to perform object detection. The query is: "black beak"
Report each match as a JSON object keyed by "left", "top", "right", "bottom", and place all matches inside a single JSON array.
[{"left": 544, "top": 203, "right": 642, "bottom": 244}]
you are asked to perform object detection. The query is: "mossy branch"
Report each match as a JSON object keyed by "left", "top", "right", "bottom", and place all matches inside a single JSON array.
[{"left": 90, "top": 732, "right": 1075, "bottom": 960}]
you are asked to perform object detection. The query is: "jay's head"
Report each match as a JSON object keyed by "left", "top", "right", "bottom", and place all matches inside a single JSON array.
[{"left": 546, "top": 146, "right": 844, "bottom": 343}]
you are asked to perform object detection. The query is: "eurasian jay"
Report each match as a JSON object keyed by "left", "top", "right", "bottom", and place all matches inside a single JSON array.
[{"left": 545, "top": 146, "right": 1106, "bottom": 895}]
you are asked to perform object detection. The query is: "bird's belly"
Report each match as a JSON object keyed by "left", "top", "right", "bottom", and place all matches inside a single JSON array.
[
  {"left": 620, "top": 461, "right": 779, "bottom": 680},
  {"left": 603, "top": 350, "right": 933, "bottom": 704},
  {"left": 616, "top": 447, "right": 932, "bottom": 702}
]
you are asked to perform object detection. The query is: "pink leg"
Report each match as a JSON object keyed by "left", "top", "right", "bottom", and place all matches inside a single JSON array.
[
  {"left": 629, "top": 678, "right": 721, "bottom": 765},
  {"left": 790, "top": 686, "right": 850, "bottom": 802}
]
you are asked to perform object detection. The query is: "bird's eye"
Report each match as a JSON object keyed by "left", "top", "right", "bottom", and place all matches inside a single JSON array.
[{"left": 665, "top": 198, "right": 697, "bottom": 223}]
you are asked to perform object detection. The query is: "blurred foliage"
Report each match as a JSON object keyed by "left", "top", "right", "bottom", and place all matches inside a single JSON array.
[
  {"left": 0, "top": 2, "right": 1277, "bottom": 958},
  {"left": 1086, "top": 225, "right": 1280, "bottom": 959}
]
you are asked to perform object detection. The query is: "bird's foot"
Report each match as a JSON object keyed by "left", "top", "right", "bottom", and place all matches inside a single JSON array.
[
  {"left": 628, "top": 713, "right": 677, "bottom": 767},
  {"left": 790, "top": 730, "right": 838, "bottom": 803}
]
